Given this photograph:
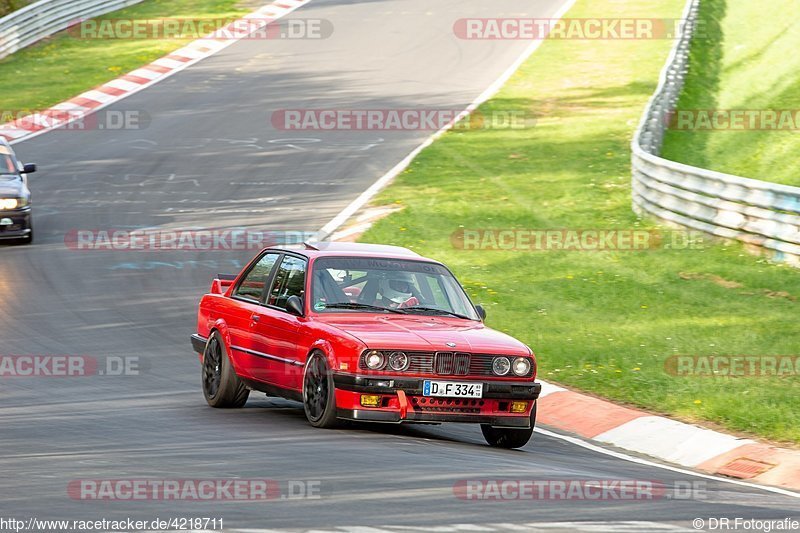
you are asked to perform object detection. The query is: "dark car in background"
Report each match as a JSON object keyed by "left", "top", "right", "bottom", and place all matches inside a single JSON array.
[{"left": 0, "top": 138, "right": 36, "bottom": 244}]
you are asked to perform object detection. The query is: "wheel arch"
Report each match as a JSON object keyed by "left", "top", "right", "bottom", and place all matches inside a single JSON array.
[
  {"left": 308, "top": 339, "right": 336, "bottom": 369},
  {"left": 206, "top": 321, "right": 245, "bottom": 376}
]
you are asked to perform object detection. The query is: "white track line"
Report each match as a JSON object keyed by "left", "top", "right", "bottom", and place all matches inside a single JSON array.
[
  {"left": 534, "top": 427, "right": 800, "bottom": 499},
  {"left": 314, "top": 0, "right": 580, "bottom": 240}
]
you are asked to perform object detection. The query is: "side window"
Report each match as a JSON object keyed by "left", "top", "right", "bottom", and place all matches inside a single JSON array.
[
  {"left": 233, "top": 253, "right": 280, "bottom": 302},
  {"left": 424, "top": 275, "right": 450, "bottom": 307},
  {"left": 268, "top": 256, "right": 307, "bottom": 310}
]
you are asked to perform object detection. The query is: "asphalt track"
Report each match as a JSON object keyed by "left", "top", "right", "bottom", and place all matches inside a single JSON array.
[{"left": 1, "top": 0, "right": 798, "bottom": 530}]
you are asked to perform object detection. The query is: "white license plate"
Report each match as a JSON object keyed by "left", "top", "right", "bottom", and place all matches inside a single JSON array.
[{"left": 422, "top": 380, "right": 483, "bottom": 398}]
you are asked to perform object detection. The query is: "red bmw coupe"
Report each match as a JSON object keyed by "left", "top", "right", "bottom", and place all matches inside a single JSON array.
[{"left": 191, "top": 242, "right": 541, "bottom": 448}]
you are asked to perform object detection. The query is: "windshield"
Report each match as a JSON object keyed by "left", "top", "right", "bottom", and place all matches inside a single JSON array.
[
  {"left": 0, "top": 153, "right": 17, "bottom": 179},
  {"left": 311, "top": 256, "right": 480, "bottom": 320}
]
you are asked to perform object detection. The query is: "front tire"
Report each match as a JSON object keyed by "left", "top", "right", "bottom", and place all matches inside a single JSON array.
[
  {"left": 202, "top": 331, "right": 249, "bottom": 408},
  {"left": 303, "top": 352, "right": 339, "bottom": 428},
  {"left": 481, "top": 403, "right": 537, "bottom": 449}
]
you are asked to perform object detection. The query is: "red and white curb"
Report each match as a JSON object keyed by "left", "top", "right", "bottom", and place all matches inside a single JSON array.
[
  {"left": 537, "top": 381, "right": 800, "bottom": 492},
  {"left": 0, "top": 0, "right": 313, "bottom": 145}
]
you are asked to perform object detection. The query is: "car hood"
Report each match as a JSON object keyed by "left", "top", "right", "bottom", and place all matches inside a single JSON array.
[
  {"left": 316, "top": 314, "right": 531, "bottom": 355},
  {"left": 0, "top": 177, "right": 24, "bottom": 197}
]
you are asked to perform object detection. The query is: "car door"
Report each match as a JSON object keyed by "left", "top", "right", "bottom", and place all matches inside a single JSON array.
[
  {"left": 223, "top": 252, "right": 280, "bottom": 382},
  {"left": 250, "top": 254, "right": 308, "bottom": 389}
]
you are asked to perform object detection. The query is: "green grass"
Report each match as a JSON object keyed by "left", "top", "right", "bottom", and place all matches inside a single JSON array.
[
  {"left": 1, "top": 1, "right": 33, "bottom": 17},
  {"left": 661, "top": 0, "right": 800, "bottom": 186},
  {"left": 359, "top": 0, "right": 800, "bottom": 443},
  {"left": 0, "top": 0, "right": 249, "bottom": 111},
  {"left": 0, "top": 0, "right": 34, "bottom": 17}
]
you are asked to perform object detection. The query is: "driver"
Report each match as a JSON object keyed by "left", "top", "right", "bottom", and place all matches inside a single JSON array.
[{"left": 376, "top": 272, "right": 418, "bottom": 308}]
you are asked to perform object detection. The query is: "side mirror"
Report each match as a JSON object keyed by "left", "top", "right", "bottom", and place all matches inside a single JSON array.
[
  {"left": 23, "top": 164, "right": 36, "bottom": 174},
  {"left": 286, "top": 295, "right": 304, "bottom": 317},
  {"left": 475, "top": 305, "right": 486, "bottom": 321}
]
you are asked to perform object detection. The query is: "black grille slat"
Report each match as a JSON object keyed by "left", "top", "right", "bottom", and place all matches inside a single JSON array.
[
  {"left": 435, "top": 352, "right": 454, "bottom": 374},
  {"left": 408, "top": 353, "right": 435, "bottom": 373},
  {"left": 454, "top": 352, "right": 470, "bottom": 375},
  {"left": 434, "top": 352, "right": 470, "bottom": 375},
  {"left": 469, "top": 354, "right": 496, "bottom": 374}
]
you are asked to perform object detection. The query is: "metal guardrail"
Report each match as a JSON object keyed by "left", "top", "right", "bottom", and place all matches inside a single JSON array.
[
  {"left": 631, "top": 0, "right": 800, "bottom": 266},
  {"left": 0, "top": 0, "right": 143, "bottom": 59}
]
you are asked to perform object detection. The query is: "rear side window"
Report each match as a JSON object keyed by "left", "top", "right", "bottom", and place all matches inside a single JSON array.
[
  {"left": 268, "top": 255, "right": 307, "bottom": 310},
  {"left": 233, "top": 253, "right": 280, "bottom": 302}
]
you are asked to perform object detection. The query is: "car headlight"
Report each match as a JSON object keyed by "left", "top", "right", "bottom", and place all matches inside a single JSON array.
[
  {"left": 492, "top": 356, "right": 511, "bottom": 376},
  {"left": 388, "top": 351, "right": 409, "bottom": 371},
  {"left": 512, "top": 357, "right": 532, "bottom": 376},
  {"left": 365, "top": 350, "right": 386, "bottom": 370},
  {"left": 0, "top": 198, "right": 19, "bottom": 210}
]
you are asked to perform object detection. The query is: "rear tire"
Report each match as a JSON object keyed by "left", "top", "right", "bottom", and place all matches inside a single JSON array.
[
  {"left": 202, "top": 331, "right": 249, "bottom": 408},
  {"left": 481, "top": 403, "right": 536, "bottom": 449},
  {"left": 303, "top": 351, "right": 339, "bottom": 428}
]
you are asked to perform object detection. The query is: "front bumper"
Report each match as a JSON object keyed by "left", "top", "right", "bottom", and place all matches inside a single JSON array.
[
  {"left": 336, "top": 408, "right": 533, "bottom": 427},
  {"left": 333, "top": 373, "right": 541, "bottom": 399},
  {"left": 0, "top": 207, "right": 31, "bottom": 239},
  {"left": 333, "top": 373, "right": 541, "bottom": 427}
]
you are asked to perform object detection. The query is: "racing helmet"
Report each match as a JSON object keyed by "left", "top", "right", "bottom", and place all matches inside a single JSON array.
[{"left": 379, "top": 272, "right": 415, "bottom": 304}]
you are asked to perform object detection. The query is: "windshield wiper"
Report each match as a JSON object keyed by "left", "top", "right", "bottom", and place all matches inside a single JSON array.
[
  {"left": 324, "top": 302, "right": 407, "bottom": 314},
  {"left": 401, "top": 306, "right": 472, "bottom": 319}
]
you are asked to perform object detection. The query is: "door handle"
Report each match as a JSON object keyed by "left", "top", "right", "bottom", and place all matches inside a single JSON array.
[{"left": 251, "top": 314, "right": 260, "bottom": 323}]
